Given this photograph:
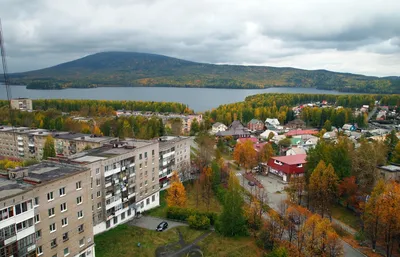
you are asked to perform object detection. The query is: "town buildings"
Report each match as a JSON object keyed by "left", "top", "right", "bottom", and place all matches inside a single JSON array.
[
  {"left": 0, "top": 161, "right": 95, "bottom": 257},
  {"left": 158, "top": 136, "right": 191, "bottom": 188},
  {"left": 265, "top": 154, "right": 307, "bottom": 182},
  {"left": 211, "top": 122, "right": 227, "bottom": 134},
  {"left": 10, "top": 98, "right": 33, "bottom": 111},
  {"left": 0, "top": 126, "right": 117, "bottom": 160},
  {"left": 56, "top": 139, "right": 160, "bottom": 235},
  {"left": 378, "top": 164, "right": 400, "bottom": 182},
  {"left": 216, "top": 120, "right": 250, "bottom": 139}
]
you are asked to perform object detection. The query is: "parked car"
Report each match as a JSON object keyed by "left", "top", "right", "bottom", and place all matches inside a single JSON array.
[
  {"left": 156, "top": 221, "right": 168, "bottom": 231},
  {"left": 248, "top": 181, "right": 256, "bottom": 186}
]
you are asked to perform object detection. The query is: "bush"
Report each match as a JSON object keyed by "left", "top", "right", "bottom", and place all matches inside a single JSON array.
[
  {"left": 166, "top": 206, "right": 218, "bottom": 225},
  {"left": 188, "top": 214, "right": 210, "bottom": 230}
]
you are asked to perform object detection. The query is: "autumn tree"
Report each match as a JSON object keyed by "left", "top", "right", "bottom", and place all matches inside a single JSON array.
[
  {"left": 286, "top": 176, "right": 306, "bottom": 205},
  {"left": 43, "top": 135, "right": 56, "bottom": 160},
  {"left": 233, "top": 140, "right": 257, "bottom": 172},
  {"left": 323, "top": 120, "right": 332, "bottom": 131},
  {"left": 200, "top": 166, "right": 213, "bottom": 210},
  {"left": 385, "top": 130, "right": 399, "bottom": 161},
  {"left": 194, "top": 132, "right": 215, "bottom": 171},
  {"left": 166, "top": 172, "right": 187, "bottom": 207},
  {"left": 391, "top": 141, "right": 400, "bottom": 164},
  {"left": 338, "top": 176, "right": 359, "bottom": 209},
  {"left": 92, "top": 125, "right": 102, "bottom": 135},
  {"left": 258, "top": 143, "right": 274, "bottom": 163},
  {"left": 245, "top": 198, "right": 263, "bottom": 236},
  {"left": 190, "top": 118, "right": 200, "bottom": 136},
  {"left": 278, "top": 138, "right": 291, "bottom": 148},
  {"left": 309, "top": 161, "right": 339, "bottom": 218},
  {"left": 218, "top": 172, "right": 247, "bottom": 236}
]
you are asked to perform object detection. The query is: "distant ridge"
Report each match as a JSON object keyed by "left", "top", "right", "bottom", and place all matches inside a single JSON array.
[{"left": 8, "top": 51, "right": 400, "bottom": 93}]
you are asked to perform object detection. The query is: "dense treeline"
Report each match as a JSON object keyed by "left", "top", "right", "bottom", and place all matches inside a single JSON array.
[
  {"left": 301, "top": 106, "right": 368, "bottom": 128},
  {"left": 32, "top": 99, "right": 192, "bottom": 114},
  {"left": 204, "top": 94, "right": 396, "bottom": 126},
  {"left": 0, "top": 107, "right": 166, "bottom": 139}
]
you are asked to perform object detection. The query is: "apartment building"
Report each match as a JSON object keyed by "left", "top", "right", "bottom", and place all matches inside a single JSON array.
[
  {"left": 56, "top": 139, "right": 160, "bottom": 235},
  {"left": 158, "top": 136, "right": 191, "bottom": 189},
  {"left": 0, "top": 161, "right": 94, "bottom": 257},
  {"left": 10, "top": 98, "right": 33, "bottom": 111},
  {"left": 0, "top": 126, "right": 117, "bottom": 160}
]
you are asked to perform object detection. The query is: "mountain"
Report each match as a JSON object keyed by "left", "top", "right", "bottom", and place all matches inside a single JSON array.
[{"left": 9, "top": 51, "right": 400, "bottom": 93}]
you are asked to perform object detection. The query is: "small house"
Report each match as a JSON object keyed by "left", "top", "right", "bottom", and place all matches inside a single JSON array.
[
  {"left": 266, "top": 154, "right": 307, "bottom": 182},
  {"left": 211, "top": 122, "right": 228, "bottom": 134},
  {"left": 342, "top": 124, "right": 357, "bottom": 131},
  {"left": 247, "top": 119, "right": 264, "bottom": 131}
]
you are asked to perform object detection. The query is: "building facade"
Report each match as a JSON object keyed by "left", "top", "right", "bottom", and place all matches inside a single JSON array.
[
  {"left": 0, "top": 126, "right": 117, "bottom": 160},
  {"left": 57, "top": 139, "right": 161, "bottom": 235},
  {"left": 0, "top": 161, "right": 95, "bottom": 257},
  {"left": 266, "top": 154, "right": 307, "bottom": 182},
  {"left": 158, "top": 136, "right": 191, "bottom": 189},
  {"left": 247, "top": 119, "right": 264, "bottom": 131},
  {"left": 10, "top": 98, "right": 33, "bottom": 111}
]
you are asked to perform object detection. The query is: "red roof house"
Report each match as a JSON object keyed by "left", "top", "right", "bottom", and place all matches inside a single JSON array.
[
  {"left": 266, "top": 154, "right": 307, "bottom": 182},
  {"left": 285, "top": 129, "right": 318, "bottom": 137},
  {"left": 237, "top": 137, "right": 258, "bottom": 144}
]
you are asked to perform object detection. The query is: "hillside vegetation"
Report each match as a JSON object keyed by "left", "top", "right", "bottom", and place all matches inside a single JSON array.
[{"left": 8, "top": 51, "right": 400, "bottom": 93}]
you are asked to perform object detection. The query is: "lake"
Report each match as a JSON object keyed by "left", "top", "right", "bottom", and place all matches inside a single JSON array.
[{"left": 1, "top": 86, "right": 355, "bottom": 112}]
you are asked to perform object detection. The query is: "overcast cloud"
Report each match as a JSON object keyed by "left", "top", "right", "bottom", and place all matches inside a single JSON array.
[{"left": 1, "top": 0, "right": 400, "bottom": 76}]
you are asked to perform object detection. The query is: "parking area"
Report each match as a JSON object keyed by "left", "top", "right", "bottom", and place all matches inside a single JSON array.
[
  {"left": 254, "top": 174, "right": 287, "bottom": 211},
  {"left": 128, "top": 216, "right": 187, "bottom": 231}
]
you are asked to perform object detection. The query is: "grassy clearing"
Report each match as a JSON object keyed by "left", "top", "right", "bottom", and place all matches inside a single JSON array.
[
  {"left": 331, "top": 204, "right": 361, "bottom": 231},
  {"left": 198, "top": 233, "right": 263, "bottom": 257}
]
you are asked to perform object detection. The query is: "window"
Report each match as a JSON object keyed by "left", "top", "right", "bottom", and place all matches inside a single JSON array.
[
  {"left": 152, "top": 149, "right": 155, "bottom": 156},
  {"left": 79, "top": 237, "right": 85, "bottom": 247},
  {"left": 48, "top": 207, "right": 55, "bottom": 217},
  {"left": 64, "top": 247, "right": 69, "bottom": 256},
  {"left": 96, "top": 168, "right": 100, "bottom": 175},
  {"left": 96, "top": 178, "right": 100, "bottom": 186},
  {"left": 59, "top": 187, "right": 66, "bottom": 196},
  {"left": 140, "top": 183, "right": 142, "bottom": 188},
  {"left": 60, "top": 202, "right": 67, "bottom": 212},
  {"left": 76, "top": 196, "right": 82, "bottom": 205},
  {"left": 52, "top": 255, "right": 57, "bottom": 257},
  {"left": 34, "top": 197, "right": 39, "bottom": 206},
  {"left": 139, "top": 163, "right": 142, "bottom": 169},
  {"left": 63, "top": 232, "right": 69, "bottom": 242},
  {"left": 37, "top": 245, "right": 43, "bottom": 256},
  {"left": 91, "top": 194, "right": 93, "bottom": 200},
  {"left": 51, "top": 238, "right": 57, "bottom": 248},
  {"left": 35, "top": 214, "right": 40, "bottom": 223},
  {"left": 145, "top": 180, "right": 148, "bottom": 186},
  {"left": 139, "top": 153, "right": 142, "bottom": 160},
  {"left": 47, "top": 191, "right": 54, "bottom": 201},
  {"left": 97, "top": 191, "right": 101, "bottom": 198},
  {"left": 146, "top": 198, "right": 150, "bottom": 205},
  {"left": 106, "top": 220, "right": 111, "bottom": 228},
  {"left": 152, "top": 177, "right": 155, "bottom": 182},
  {"left": 152, "top": 195, "right": 155, "bottom": 202},
  {"left": 145, "top": 161, "right": 147, "bottom": 167},
  {"left": 77, "top": 210, "right": 84, "bottom": 219},
  {"left": 141, "top": 202, "right": 144, "bottom": 208},
  {"left": 121, "top": 212, "right": 125, "bottom": 220},
  {"left": 76, "top": 181, "right": 82, "bottom": 190},
  {"left": 127, "top": 209, "right": 131, "bottom": 216},
  {"left": 36, "top": 230, "right": 42, "bottom": 239},
  {"left": 78, "top": 224, "right": 84, "bottom": 233},
  {"left": 105, "top": 165, "right": 109, "bottom": 172},
  {"left": 15, "top": 201, "right": 31, "bottom": 215},
  {"left": 50, "top": 223, "right": 56, "bottom": 233},
  {"left": 97, "top": 202, "right": 102, "bottom": 209},
  {"left": 62, "top": 217, "right": 68, "bottom": 227},
  {"left": 113, "top": 217, "right": 118, "bottom": 224},
  {"left": 144, "top": 152, "right": 147, "bottom": 158}
]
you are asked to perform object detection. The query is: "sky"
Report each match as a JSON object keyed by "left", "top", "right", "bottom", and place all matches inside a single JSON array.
[{"left": 1, "top": 0, "right": 400, "bottom": 76}]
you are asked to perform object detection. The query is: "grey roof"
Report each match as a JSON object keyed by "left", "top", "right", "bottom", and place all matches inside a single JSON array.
[
  {"left": 212, "top": 122, "right": 226, "bottom": 128},
  {"left": 378, "top": 165, "right": 400, "bottom": 172}
]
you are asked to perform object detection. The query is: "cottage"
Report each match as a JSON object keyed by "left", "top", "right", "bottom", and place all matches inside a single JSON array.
[
  {"left": 266, "top": 154, "right": 307, "bottom": 182},
  {"left": 323, "top": 131, "right": 337, "bottom": 139},
  {"left": 265, "top": 118, "right": 280, "bottom": 127},
  {"left": 286, "top": 147, "right": 307, "bottom": 156},
  {"left": 212, "top": 122, "right": 228, "bottom": 134},
  {"left": 216, "top": 120, "right": 250, "bottom": 139},
  {"left": 247, "top": 119, "right": 264, "bottom": 131},
  {"left": 286, "top": 119, "right": 306, "bottom": 129}
]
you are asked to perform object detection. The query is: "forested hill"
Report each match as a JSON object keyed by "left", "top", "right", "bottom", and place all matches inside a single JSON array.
[{"left": 9, "top": 51, "right": 400, "bottom": 93}]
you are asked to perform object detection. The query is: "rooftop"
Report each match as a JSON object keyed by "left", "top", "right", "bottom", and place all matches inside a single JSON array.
[
  {"left": 272, "top": 154, "right": 307, "bottom": 165},
  {"left": 0, "top": 161, "right": 87, "bottom": 200},
  {"left": 159, "top": 136, "right": 190, "bottom": 150},
  {"left": 378, "top": 165, "right": 400, "bottom": 172}
]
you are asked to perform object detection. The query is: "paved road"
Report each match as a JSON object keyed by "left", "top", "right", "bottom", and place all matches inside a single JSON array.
[
  {"left": 129, "top": 216, "right": 187, "bottom": 231},
  {"left": 230, "top": 161, "right": 366, "bottom": 257}
]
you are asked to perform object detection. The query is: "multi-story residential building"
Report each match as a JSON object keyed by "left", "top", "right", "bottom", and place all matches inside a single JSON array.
[
  {"left": 0, "top": 161, "right": 94, "bottom": 257},
  {"left": 56, "top": 139, "right": 160, "bottom": 235},
  {"left": 10, "top": 98, "right": 33, "bottom": 111},
  {"left": 158, "top": 136, "right": 191, "bottom": 189},
  {"left": 0, "top": 126, "right": 117, "bottom": 160}
]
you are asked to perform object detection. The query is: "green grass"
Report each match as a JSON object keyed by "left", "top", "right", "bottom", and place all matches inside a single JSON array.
[
  {"left": 145, "top": 183, "right": 222, "bottom": 219},
  {"left": 331, "top": 204, "right": 361, "bottom": 231},
  {"left": 198, "top": 233, "right": 263, "bottom": 257},
  {"left": 95, "top": 225, "right": 203, "bottom": 257}
]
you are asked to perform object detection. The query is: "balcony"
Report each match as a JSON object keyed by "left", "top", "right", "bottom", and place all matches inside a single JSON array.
[
  {"left": 18, "top": 147, "right": 24, "bottom": 152},
  {"left": 105, "top": 166, "right": 121, "bottom": 177},
  {"left": 17, "top": 136, "right": 23, "bottom": 141},
  {"left": 18, "top": 141, "right": 24, "bottom": 146},
  {"left": 106, "top": 197, "right": 122, "bottom": 210},
  {"left": 129, "top": 162, "right": 135, "bottom": 168},
  {"left": 105, "top": 182, "right": 112, "bottom": 188}
]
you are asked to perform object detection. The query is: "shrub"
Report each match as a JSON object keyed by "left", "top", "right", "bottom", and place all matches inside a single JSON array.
[
  {"left": 188, "top": 214, "right": 210, "bottom": 230},
  {"left": 166, "top": 206, "right": 218, "bottom": 225}
]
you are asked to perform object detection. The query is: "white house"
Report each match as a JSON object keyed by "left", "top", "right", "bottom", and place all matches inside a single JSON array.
[
  {"left": 286, "top": 147, "right": 307, "bottom": 156},
  {"left": 265, "top": 118, "right": 280, "bottom": 127},
  {"left": 323, "top": 131, "right": 337, "bottom": 139},
  {"left": 211, "top": 122, "right": 228, "bottom": 134},
  {"left": 260, "top": 130, "right": 278, "bottom": 140}
]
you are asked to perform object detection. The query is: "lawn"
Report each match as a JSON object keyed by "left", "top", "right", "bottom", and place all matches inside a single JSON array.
[
  {"left": 331, "top": 204, "right": 361, "bottom": 231},
  {"left": 198, "top": 233, "right": 263, "bottom": 257},
  {"left": 145, "top": 182, "right": 222, "bottom": 218},
  {"left": 95, "top": 224, "right": 203, "bottom": 257}
]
